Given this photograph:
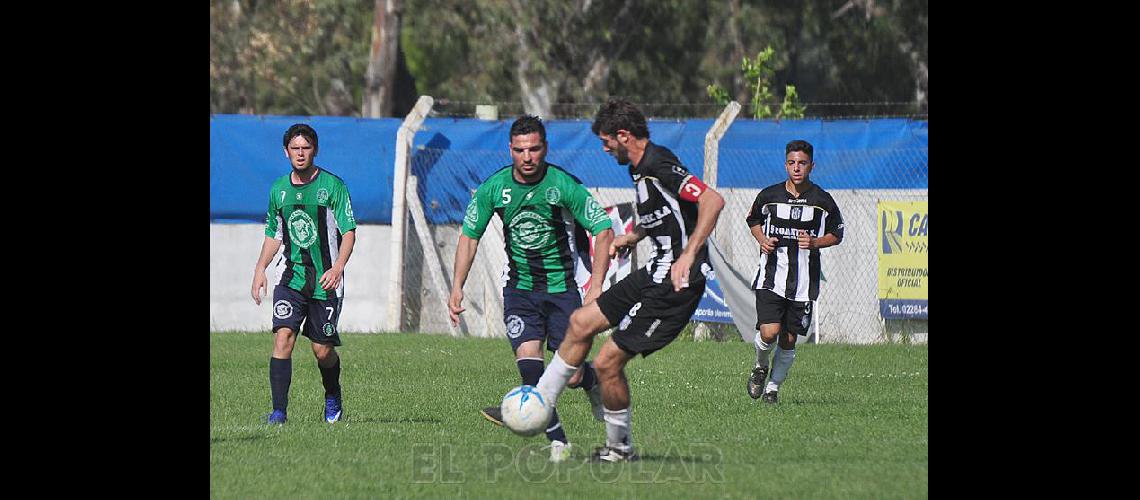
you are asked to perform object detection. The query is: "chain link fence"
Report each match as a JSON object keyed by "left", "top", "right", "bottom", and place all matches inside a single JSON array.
[{"left": 398, "top": 141, "right": 927, "bottom": 344}]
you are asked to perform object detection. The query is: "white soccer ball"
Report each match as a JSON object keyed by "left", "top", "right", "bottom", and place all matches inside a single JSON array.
[{"left": 500, "top": 385, "right": 553, "bottom": 437}]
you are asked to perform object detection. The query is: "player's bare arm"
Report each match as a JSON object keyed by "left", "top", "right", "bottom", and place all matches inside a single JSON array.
[
  {"left": 319, "top": 230, "right": 356, "bottom": 290},
  {"left": 449, "top": 234, "right": 481, "bottom": 325},
  {"left": 797, "top": 230, "right": 840, "bottom": 250},
  {"left": 251, "top": 236, "right": 283, "bottom": 305},
  {"left": 583, "top": 228, "right": 615, "bottom": 304},
  {"left": 670, "top": 187, "right": 725, "bottom": 292},
  {"left": 609, "top": 226, "right": 645, "bottom": 258}
]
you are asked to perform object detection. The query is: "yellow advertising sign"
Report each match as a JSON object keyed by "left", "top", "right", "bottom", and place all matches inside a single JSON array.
[{"left": 878, "top": 201, "right": 928, "bottom": 318}]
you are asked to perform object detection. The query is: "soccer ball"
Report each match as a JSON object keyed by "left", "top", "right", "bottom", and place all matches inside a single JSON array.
[{"left": 500, "top": 385, "right": 553, "bottom": 437}]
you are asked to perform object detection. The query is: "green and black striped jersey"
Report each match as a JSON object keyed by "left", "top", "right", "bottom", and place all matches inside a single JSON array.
[
  {"left": 265, "top": 168, "right": 357, "bottom": 300},
  {"left": 463, "top": 164, "right": 612, "bottom": 294}
]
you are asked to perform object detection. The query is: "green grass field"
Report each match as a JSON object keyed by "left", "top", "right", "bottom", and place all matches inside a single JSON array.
[{"left": 211, "top": 332, "right": 927, "bottom": 498}]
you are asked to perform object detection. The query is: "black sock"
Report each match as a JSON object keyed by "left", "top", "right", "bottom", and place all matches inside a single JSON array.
[
  {"left": 269, "top": 357, "right": 292, "bottom": 412},
  {"left": 575, "top": 361, "right": 598, "bottom": 391},
  {"left": 518, "top": 358, "right": 568, "bottom": 443},
  {"left": 319, "top": 355, "right": 341, "bottom": 399}
]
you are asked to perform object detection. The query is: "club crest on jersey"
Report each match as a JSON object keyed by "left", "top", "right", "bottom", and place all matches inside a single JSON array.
[
  {"left": 509, "top": 211, "right": 551, "bottom": 250},
  {"left": 323, "top": 323, "right": 335, "bottom": 336},
  {"left": 545, "top": 187, "right": 561, "bottom": 204},
  {"left": 317, "top": 188, "right": 329, "bottom": 204},
  {"left": 273, "top": 300, "right": 293, "bottom": 319},
  {"left": 506, "top": 315, "right": 525, "bottom": 339},
  {"left": 790, "top": 206, "right": 802, "bottom": 220},
  {"left": 288, "top": 210, "right": 318, "bottom": 248}
]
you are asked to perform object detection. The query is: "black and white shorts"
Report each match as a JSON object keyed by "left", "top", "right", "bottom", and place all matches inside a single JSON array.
[{"left": 596, "top": 268, "right": 705, "bottom": 357}]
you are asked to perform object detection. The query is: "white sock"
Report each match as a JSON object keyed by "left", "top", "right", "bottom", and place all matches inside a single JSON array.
[
  {"left": 754, "top": 333, "right": 772, "bottom": 369},
  {"left": 766, "top": 346, "right": 796, "bottom": 393},
  {"left": 535, "top": 352, "right": 578, "bottom": 406},
  {"left": 603, "top": 407, "right": 632, "bottom": 452}
]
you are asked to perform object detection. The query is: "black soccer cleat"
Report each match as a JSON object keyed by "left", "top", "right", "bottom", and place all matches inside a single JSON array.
[
  {"left": 747, "top": 366, "right": 769, "bottom": 399},
  {"left": 589, "top": 446, "right": 640, "bottom": 463},
  {"left": 480, "top": 406, "right": 504, "bottom": 426},
  {"left": 761, "top": 390, "right": 778, "bottom": 405}
]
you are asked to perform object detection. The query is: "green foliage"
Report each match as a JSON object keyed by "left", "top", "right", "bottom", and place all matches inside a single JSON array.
[
  {"left": 781, "top": 84, "right": 806, "bottom": 119},
  {"left": 708, "top": 45, "right": 804, "bottom": 120},
  {"left": 212, "top": 332, "right": 928, "bottom": 497},
  {"left": 210, "top": 0, "right": 374, "bottom": 116},
  {"left": 706, "top": 84, "right": 730, "bottom": 106},
  {"left": 209, "top": 0, "right": 927, "bottom": 118}
]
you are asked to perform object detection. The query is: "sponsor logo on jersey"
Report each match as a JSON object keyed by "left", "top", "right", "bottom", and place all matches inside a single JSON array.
[
  {"left": 637, "top": 206, "right": 673, "bottom": 228},
  {"left": 296, "top": 192, "right": 303, "bottom": 201},
  {"left": 545, "top": 187, "right": 561, "bottom": 204},
  {"left": 288, "top": 210, "right": 319, "bottom": 248},
  {"left": 464, "top": 200, "right": 479, "bottom": 228},
  {"left": 317, "top": 188, "right": 330, "bottom": 204},
  {"left": 768, "top": 227, "right": 815, "bottom": 238},
  {"left": 786, "top": 198, "right": 807, "bottom": 203},
  {"left": 273, "top": 300, "right": 293, "bottom": 319},
  {"left": 506, "top": 315, "right": 525, "bottom": 339},
  {"left": 509, "top": 210, "right": 552, "bottom": 250},
  {"left": 586, "top": 198, "right": 608, "bottom": 224},
  {"left": 671, "top": 164, "right": 688, "bottom": 177}
]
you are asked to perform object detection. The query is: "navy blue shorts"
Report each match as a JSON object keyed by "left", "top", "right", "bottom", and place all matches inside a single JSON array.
[
  {"left": 502, "top": 287, "right": 581, "bottom": 353},
  {"left": 271, "top": 284, "right": 343, "bottom": 346}
]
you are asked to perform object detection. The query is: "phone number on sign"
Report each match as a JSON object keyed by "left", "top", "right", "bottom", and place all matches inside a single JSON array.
[{"left": 887, "top": 304, "right": 928, "bottom": 316}]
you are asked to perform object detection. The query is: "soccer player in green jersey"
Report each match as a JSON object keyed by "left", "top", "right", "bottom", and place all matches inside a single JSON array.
[
  {"left": 251, "top": 124, "right": 357, "bottom": 425},
  {"left": 448, "top": 115, "right": 615, "bottom": 462}
]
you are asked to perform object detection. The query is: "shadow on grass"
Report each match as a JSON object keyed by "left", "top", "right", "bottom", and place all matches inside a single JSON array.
[
  {"left": 347, "top": 417, "right": 443, "bottom": 424},
  {"left": 211, "top": 434, "right": 271, "bottom": 445},
  {"left": 636, "top": 454, "right": 720, "bottom": 464}
]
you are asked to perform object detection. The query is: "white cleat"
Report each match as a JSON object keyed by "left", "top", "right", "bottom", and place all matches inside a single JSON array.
[{"left": 547, "top": 440, "right": 572, "bottom": 463}]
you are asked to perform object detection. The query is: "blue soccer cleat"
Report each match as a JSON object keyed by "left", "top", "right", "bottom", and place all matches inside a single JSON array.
[
  {"left": 266, "top": 409, "right": 287, "bottom": 424},
  {"left": 325, "top": 396, "right": 343, "bottom": 423}
]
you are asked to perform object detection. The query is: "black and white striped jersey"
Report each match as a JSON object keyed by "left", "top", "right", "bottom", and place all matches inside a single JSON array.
[
  {"left": 630, "top": 142, "right": 711, "bottom": 284},
  {"left": 746, "top": 182, "right": 844, "bottom": 302}
]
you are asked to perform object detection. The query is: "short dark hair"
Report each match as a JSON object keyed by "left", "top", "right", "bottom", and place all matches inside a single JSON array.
[
  {"left": 510, "top": 115, "right": 546, "bottom": 142},
  {"left": 785, "top": 139, "right": 813, "bottom": 161},
  {"left": 591, "top": 99, "right": 649, "bottom": 139},
  {"left": 283, "top": 123, "right": 319, "bottom": 152}
]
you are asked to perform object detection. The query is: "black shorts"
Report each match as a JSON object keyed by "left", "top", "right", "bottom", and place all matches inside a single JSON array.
[
  {"left": 596, "top": 268, "right": 705, "bottom": 357},
  {"left": 502, "top": 287, "right": 581, "bottom": 353},
  {"left": 754, "top": 289, "right": 812, "bottom": 336},
  {"left": 271, "top": 284, "right": 344, "bottom": 346}
]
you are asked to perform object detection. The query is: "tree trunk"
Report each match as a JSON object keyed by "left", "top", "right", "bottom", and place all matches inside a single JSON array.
[
  {"left": 728, "top": 0, "right": 746, "bottom": 103},
  {"left": 514, "top": 21, "right": 555, "bottom": 118},
  {"left": 362, "top": 0, "right": 401, "bottom": 118}
]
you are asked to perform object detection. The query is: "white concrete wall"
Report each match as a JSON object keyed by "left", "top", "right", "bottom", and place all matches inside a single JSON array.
[
  {"left": 211, "top": 186, "right": 927, "bottom": 343},
  {"left": 210, "top": 224, "right": 395, "bottom": 332}
]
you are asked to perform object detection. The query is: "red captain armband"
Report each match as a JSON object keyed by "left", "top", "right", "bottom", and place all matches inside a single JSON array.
[{"left": 678, "top": 175, "right": 708, "bottom": 202}]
